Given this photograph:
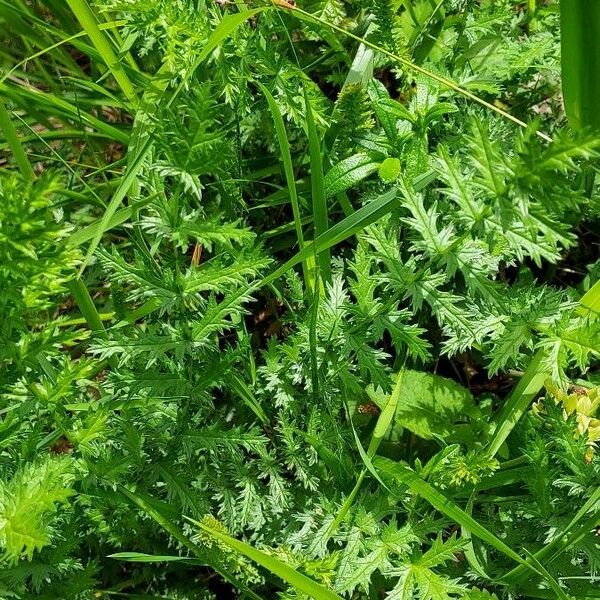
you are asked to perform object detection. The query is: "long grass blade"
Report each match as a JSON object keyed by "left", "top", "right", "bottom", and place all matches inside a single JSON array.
[
  {"left": 0, "top": 97, "right": 34, "bottom": 181},
  {"left": 560, "top": 0, "right": 600, "bottom": 131},
  {"left": 118, "top": 487, "right": 265, "bottom": 600},
  {"left": 304, "top": 87, "right": 331, "bottom": 285},
  {"left": 189, "top": 517, "right": 344, "bottom": 600},
  {"left": 66, "top": 0, "right": 138, "bottom": 105},
  {"left": 375, "top": 457, "right": 570, "bottom": 600},
  {"left": 80, "top": 137, "right": 153, "bottom": 275},
  {"left": 259, "top": 82, "right": 309, "bottom": 287}
]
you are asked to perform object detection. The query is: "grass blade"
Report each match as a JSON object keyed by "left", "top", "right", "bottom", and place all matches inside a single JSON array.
[
  {"left": 0, "top": 97, "right": 34, "bottom": 181},
  {"left": 80, "top": 137, "right": 153, "bottom": 275},
  {"left": 67, "top": 278, "right": 107, "bottom": 340},
  {"left": 259, "top": 82, "right": 309, "bottom": 287},
  {"left": 67, "top": 197, "right": 154, "bottom": 248},
  {"left": 66, "top": 0, "right": 138, "bottom": 105},
  {"left": 486, "top": 351, "right": 548, "bottom": 458},
  {"left": 261, "top": 187, "right": 398, "bottom": 289},
  {"left": 190, "top": 517, "right": 344, "bottom": 600},
  {"left": 304, "top": 87, "right": 331, "bottom": 285},
  {"left": 375, "top": 457, "right": 570, "bottom": 600},
  {"left": 560, "top": 0, "right": 600, "bottom": 131},
  {"left": 170, "top": 8, "right": 265, "bottom": 102},
  {"left": 118, "top": 487, "right": 265, "bottom": 600},
  {"left": 502, "top": 485, "right": 600, "bottom": 584},
  {"left": 109, "top": 553, "right": 199, "bottom": 564}
]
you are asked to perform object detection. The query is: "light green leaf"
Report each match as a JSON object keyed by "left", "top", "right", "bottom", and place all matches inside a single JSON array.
[
  {"left": 191, "top": 517, "right": 343, "bottom": 600},
  {"left": 379, "top": 157, "right": 402, "bottom": 182},
  {"left": 324, "top": 153, "right": 379, "bottom": 198},
  {"left": 109, "top": 552, "right": 197, "bottom": 563},
  {"left": 367, "top": 370, "right": 476, "bottom": 440}
]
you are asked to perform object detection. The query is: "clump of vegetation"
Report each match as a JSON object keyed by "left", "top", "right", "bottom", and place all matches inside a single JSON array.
[{"left": 0, "top": 1, "right": 599, "bottom": 599}]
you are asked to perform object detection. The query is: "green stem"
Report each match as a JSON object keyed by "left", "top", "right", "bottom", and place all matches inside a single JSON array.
[
  {"left": 0, "top": 98, "right": 34, "bottom": 181},
  {"left": 67, "top": 278, "right": 108, "bottom": 340},
  {"left": 66, "top": 0, "right": 138, "bottom": 106}
]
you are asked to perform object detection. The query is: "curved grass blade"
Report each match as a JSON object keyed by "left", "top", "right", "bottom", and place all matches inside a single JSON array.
[
  {"left": 375, "top": 457, "right": 570, "bottom": 600},
  {"left": 503, "top": 485, "right": 600, "bottom": 584},
  {"left": 0, "top": 97, "right": 34, "bottom": 181},
  {"left": 486, "top": 350, "right": 547, "bottom": 458},
  {"left": 260, "top": 187, "right": 398, "bottom": 289},
  {"left": 66, "top": 0, "right": 138, "bottom": 105},
  {"left": 0, "top": 20, "right": 128, "bottom": 88},
  {"left": 189, "top": 517, "right": 344, "bottom": 600},
  {"left": 0, "top": 82, "right": 129, "bottom": 143},
  {"left": 118, "top": 487, "right": 265, "bottom": 600},
  {"left": 325, "top": 370, "right": 406, "bottom": 540},
  {"left": 79, "top": 137, "right": 153, "bottom": 275},
  {"left": 258, "top": 82, "right": 309, "bottom": 287}
]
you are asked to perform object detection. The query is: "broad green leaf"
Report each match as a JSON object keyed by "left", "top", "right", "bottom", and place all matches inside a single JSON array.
[
  {"left": 367, "top": 370, "right": 476, "bottom": 440},
  {"left": 368, "top": 79, "right": 399, "bottom": 141},
  {"left": 378, "top": 97, "right": 415, "bottom": 124},
  {"left": 323, "top": 153, "right": 379, "bottom": 198}
]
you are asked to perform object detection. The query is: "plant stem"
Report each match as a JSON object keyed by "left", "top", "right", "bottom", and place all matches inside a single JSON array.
[{"left": 67, "top": 277, "right": 108, "bottom": 340}]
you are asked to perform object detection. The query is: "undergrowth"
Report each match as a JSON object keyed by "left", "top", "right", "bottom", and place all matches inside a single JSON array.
[{"left": 0, "top": 1, "right": 599, "bottom": 599}]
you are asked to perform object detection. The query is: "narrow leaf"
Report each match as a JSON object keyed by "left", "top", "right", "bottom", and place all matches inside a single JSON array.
[{"left": 192, "top": 518, "right": 343, "bottom": 600}]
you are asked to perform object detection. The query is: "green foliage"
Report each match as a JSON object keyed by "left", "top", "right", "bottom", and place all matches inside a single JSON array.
[
  {"left": 0, "top": 458, "right": 75, "bottom": 563},
  {"left": 0, "top": 1, "right": 599, "bottom": 599}
]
